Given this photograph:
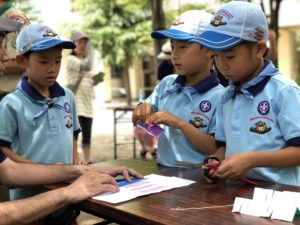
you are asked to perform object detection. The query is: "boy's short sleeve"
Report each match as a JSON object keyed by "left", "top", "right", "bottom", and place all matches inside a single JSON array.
[
  {"left": 0, "top": 98, "right": 18, "bottom": 147},
  {"left": 144, "top": 83, "right": 161, "bottom": 112},
  {"left": 207, "top": 109, "right": 217, "bottom": 136},
  {"left": 277, "top": 86, "right": 300, "bottom": 145},
  {"left": 215, "top": 102, "right": 226, "bottom": 147}
]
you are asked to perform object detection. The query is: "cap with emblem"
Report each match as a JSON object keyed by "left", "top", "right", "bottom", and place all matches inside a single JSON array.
[
  {"left": 16, "top": 23, "right": 76, "bottom": 54},
  {"left": 151, "top": 10, "right": 212, "bottom": 41},
  {"left": 189, "top": 1, "right": 269, "bottom": 51},
  {"left": 0, "top": 18, "right": 22, "bottom": 32}
]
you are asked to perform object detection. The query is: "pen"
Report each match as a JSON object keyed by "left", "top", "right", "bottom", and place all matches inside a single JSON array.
[
  {"left": 116, "top": 178, "right": 145, "bottom": 187},
  {"left": 205, "top": 164, "right": 256, "bottom": 185}
]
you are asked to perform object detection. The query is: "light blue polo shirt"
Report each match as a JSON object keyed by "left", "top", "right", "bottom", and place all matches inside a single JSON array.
[
  {"left": 0, "top": 76, "right": 80, "bottom": 200},
  {"left": 216, "top": 60, "right": 300, "bottom": 186},
  {"left": 145, "top": 71, "right": 224, "bottom": 167}
]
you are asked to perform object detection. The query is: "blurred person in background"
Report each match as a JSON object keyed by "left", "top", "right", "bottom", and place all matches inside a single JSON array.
[
  {"left": 156, "top": 41, "right": 175, "bottom": 82},
  {"left": 65, "top": 31, "right": 95, "bottom": 164},
  {"left": 0, "top": 0, "right": 30, "bottom": 101}
]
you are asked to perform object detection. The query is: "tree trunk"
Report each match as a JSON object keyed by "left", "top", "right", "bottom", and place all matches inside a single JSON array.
[
  {"left": 123, "top": 63, "right": 131, "bottom": 106},
  {"left": 150, "top": 0, "right": 166, "bottom": 81},
  {"left": 261, "top": 0, "right": 282, "bottom": 66}
]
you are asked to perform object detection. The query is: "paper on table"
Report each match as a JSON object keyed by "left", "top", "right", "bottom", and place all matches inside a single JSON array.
[
  {"left": 92, "top": 174, "right": 195, "bottom": 204},
  {"left": 271, "top": 191, "right": 299, "bottom": 222},
  {"left": 233, "top": 187, "right": 300, "bottom": 222}
]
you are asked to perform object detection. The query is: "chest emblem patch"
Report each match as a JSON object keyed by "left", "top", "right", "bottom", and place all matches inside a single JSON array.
[
  {"left": 199, "top": 100, "right": 211, "bottom": 112},
  {"left": 65, "top": 120, "right": 73, "bottom": 129},
  {"left": 64, "top": 102, "right": 71, "bottom": 113},
  {"left": 250, "top": 121, "right": 271, "bottom": 134},
  {"left": 257, "top": 101, "right": 270, "bottom": 115},
  {"left": 189, "top": 117, "right": 207, "bottom": 128}
]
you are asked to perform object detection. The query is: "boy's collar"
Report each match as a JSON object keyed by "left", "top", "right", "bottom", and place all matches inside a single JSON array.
[
  {"left": 20, "top": 76, "right": 65, "bottom": 100},
  {"left": 243, "top": 76, "right": 271, "bottom": 96},
  {"left": 172, "top": 70, "right": 220, "bottom": 93},
  {"left": 232, "top": 60, "right": 278, "bottom": 96},
  {"left": 223, "top": 59, "right": 278, "bottom": 102}
]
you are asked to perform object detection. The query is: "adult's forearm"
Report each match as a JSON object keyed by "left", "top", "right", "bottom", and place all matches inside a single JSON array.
[
  {"left": 1, "top": 159, "right": 88, "bottom": 186},
  {"left": 0, "top": 187, "right": 72, "bottom": 225}
]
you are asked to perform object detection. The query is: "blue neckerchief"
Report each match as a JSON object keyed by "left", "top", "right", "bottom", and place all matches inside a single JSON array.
[
  {"left": 222, "top": 60, "right": 279, "bottom": 103},
  {"left": 17, "top": 76, "right": 68, "bottom": 126},
  {"left": 160, "top": 70, "right": 220, "bottom": 101}
]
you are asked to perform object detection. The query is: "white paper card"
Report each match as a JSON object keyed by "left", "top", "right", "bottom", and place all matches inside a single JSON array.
[
  {"left": 271, "top": 191, "right": 298, "bottom": 222},
  {"left": 233, "top": 188, "right": 300, "bottom": 222},
  {"left": 92, "top": 174, "right": 195, "bottom": 204}
]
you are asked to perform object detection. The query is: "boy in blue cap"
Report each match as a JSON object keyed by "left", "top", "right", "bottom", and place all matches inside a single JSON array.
[
  {"left": 0, "top": 21, "right": 143, "bottom": 225},
  {"left": 132, "top": 10, "right": 224, "bottom": 167},
  {"left": 0, "top": 23, "right": 83, "bottom": 204},
  {"left": 190, "top": 1, "right": 300, "bottom": 186}
]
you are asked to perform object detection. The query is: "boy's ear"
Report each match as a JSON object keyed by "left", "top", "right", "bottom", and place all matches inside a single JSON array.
[
  {"left": 15, "top": 54, "right": 27, "bottom": 71},
  {"left": 205, "top": 48, "right": 214, "bottom": 59},
  {"left": 256, "top": 42, "right": 267, "bottom": 57},
  {"left": 15, "top": 54, "right": 26, "bottom": 66}
]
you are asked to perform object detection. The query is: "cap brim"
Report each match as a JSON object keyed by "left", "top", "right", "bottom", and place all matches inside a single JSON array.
[
  {"left": 189, "top": 31, "right": 242, "bottom": 51},
  {"left": 0, "top": 18, "right": 22, "bottom": 32},
  {"left": 30, "top": 39, "right": 76, "bottom": 52},
  {"left": 151, "top": 29, "right": 193, "bottom": 41}
]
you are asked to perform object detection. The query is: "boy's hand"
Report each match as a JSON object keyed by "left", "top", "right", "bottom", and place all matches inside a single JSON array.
[
  {"left": 214, "top": 152, "right": 253, "bottom": 180},
  {"left": 202, "top": 156, "right": 221, "bottom": 183},
  {"left": 147, "top": 111, "right": 185, "bottom": 129},
  {"left": 132, "top": 103, "right": 153, "bottom": 125}
]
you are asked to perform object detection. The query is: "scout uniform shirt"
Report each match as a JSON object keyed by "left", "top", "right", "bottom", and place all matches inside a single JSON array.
[
  {"left": 216, "top": 60, "right": 300, "bottom": 186},
  {"left": 0, "top": 76, "right": 80, "bottom": 200},
  {"left": 145, "top": 71, "right": 224, "bottom": 167}
]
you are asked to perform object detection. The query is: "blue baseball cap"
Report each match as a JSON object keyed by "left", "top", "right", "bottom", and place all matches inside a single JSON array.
[
  {"left": 16, "top": 24, "right": 75, "bottom": 54},
  {"left": 0, "top": 18, "right": 22, "bottom": 32},
  {"left": 189, "top": 1, "right": 269, "bottom": 51},
  {"left": 151, "top": 10, "right": 212, "bottom": 41}
]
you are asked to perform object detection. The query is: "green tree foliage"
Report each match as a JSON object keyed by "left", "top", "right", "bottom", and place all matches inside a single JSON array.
[
  {"left": 73, "top": 0, "right": 152, "bottom": 67},
  {"left": 13, "top": 0, "right": 40, "bottom": 22}
]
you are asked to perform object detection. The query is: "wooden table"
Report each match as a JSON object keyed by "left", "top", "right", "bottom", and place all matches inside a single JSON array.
[{"left": 46, "top": 160, "right": 300, "bottom": 225}]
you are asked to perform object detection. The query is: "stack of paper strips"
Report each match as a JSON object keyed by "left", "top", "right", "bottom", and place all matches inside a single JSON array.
[
  {"left": 93, "top": 174, "right": 195, "bottom": 204},
  {"left": 232, "top": 187, "right": 300, "bottom": 222}
]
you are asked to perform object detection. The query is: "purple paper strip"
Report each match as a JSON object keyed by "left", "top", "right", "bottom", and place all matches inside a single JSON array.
[{"left": 136, "top": 120, "right": 164, "bottom": 138}]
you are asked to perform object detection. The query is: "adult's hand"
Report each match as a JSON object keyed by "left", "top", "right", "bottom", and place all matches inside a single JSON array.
[
  {"left": 65, "top": 172, "right": 119, "bottom": 204},
  {"left": 96, "top": 166, "right": 144, "bottom": 182}
]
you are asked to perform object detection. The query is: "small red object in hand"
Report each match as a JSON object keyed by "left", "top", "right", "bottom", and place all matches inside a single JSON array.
[{"left": 205, "top": 164, "right": 256, "bottom": 185}]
